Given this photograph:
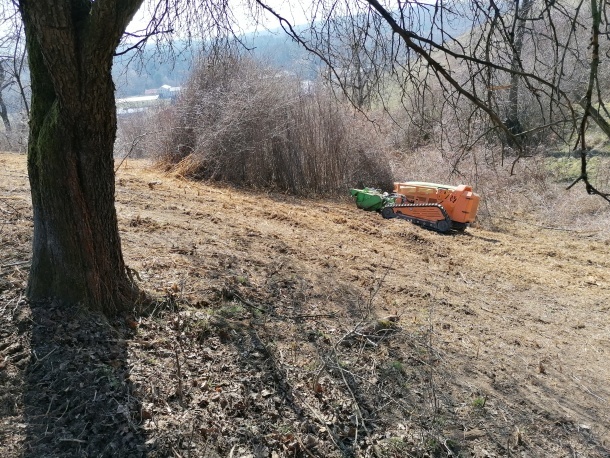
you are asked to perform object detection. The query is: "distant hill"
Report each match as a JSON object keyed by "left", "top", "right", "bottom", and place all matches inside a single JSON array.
[
  {"left": 112, "top": 4, "right": 470, "bottom": 98},
  {"left": 112, "top": 32, "right": 316, "bottom": 97},
  {"left": 113, "top": 46, "right": 194, "bottom": 98}
]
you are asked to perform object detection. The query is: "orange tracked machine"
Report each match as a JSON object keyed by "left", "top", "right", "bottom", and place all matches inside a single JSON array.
[{"left": 350, "top": 182, "right": 480, "bottom": 232}]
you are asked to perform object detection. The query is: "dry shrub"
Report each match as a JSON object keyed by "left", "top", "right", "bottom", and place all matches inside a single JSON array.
[
  {"left": 382, "top": 79, "right": 610, "bottom": 233},
  {"left": 157, "top": 55, "right": 393, "bottom": 195},
  {"left": 390, "top": 143, "right": 610, "bottom": 233},
  {"left": 0, "top": 115, "right": 28, "bottom": 154},
  {"left": 151, "top": 52, "right": 609, "bottom": 231},
  {"left": 116, "top": 107, "right": 174, "bottom": 160}
]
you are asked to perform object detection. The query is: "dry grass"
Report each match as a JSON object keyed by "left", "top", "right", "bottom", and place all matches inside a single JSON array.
[
  {"left": 389, "top": 145, "right": 610, "bottom": 233},
  {"left": 2, "top": 151, "right": 610, "bottom": 457}
]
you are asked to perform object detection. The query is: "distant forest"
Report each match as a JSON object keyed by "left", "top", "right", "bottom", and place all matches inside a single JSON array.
[{"left": 112, "top": 32, "right": 318, "bottom": 97}]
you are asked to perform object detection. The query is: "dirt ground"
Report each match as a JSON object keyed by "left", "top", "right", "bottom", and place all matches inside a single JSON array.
[{"left": 1, "top": 151, "right": 609, "bottom": 457}]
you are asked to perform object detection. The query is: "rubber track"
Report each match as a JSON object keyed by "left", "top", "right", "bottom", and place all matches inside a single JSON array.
[{"left": 381, "top": 203, "right": 453, "bottom": 233}]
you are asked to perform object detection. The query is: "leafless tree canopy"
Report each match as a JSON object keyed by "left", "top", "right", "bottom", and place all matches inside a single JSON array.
[
  {"left": 251, "top": 0, "right": 610, "bottom": 199},
  {"left": 4, "top": 0, "right": 610, "bottom": 198}
]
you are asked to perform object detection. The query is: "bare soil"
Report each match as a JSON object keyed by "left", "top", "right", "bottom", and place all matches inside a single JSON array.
[{"left": 1, "top": 151, "right": 609, "bottom": 457}]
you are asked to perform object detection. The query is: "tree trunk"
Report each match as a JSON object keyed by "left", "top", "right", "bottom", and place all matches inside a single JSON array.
[
  {"left": 0, "top": 62, "right": 11, "bottom": 132},
  {"left": 0, "top": 96, "right": 10, "bottom": 133},
  {"left": 506, "top": 0, "right": 533, "bottom": 137},
  {"left": 20, "top": 0, "right": 143, "bottom": 314}
]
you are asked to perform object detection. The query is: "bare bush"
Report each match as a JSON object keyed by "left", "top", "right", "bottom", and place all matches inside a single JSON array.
[
  {"left": 115, "top": 107, "right": 175, "bottom": 162},
  {"left": 389, "top": 143, "right": 610, "bottom": 231},
  {"left": 158, "top": 55, "right": 393, "bottom": 195},
  {"left": 0, "top": 113, "right": 27, "bottom": 153}
]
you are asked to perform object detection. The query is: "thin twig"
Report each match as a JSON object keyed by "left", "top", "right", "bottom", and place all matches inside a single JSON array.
[
  {"left": 292, "top": 393, "right": 344, "bottom": 452},
  {"left": 173, "top": 342, "right": 184, "bottom": 407},
  {"left": 291, "top": 313, "right": 336, "bottom": 320},
  {"left": 32, "top": 347, "right": 57, "bottom": 366},
  {"left": 231, "top": 291, "right": 266, "bottom": 314},
  {"left": 1, "top": 259, "right": 30, "bottom": 268},
  {"left": 296, "top": 435, "right": 318, "bottom": 458},
  {"left": 114, "top": 131, "right": 150, "bottom": 173}
]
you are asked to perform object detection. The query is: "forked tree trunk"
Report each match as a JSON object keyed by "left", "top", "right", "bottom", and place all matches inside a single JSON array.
[{"left": 20, "top": 0, "right": 143, "bottom": 313}]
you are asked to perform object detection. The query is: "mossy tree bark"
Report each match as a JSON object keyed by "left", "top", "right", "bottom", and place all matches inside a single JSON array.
[{"left": 20, "top": 0, "right": 144, "bottom": 313}]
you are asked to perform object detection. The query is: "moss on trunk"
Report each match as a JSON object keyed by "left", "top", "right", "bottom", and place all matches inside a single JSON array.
[{"left": 21, "top": 0, "right": 144, "bottom": 314}]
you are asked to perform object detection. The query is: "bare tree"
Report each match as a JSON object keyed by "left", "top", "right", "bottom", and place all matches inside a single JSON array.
[
  {"left": 0, "top": 60, "right": 10, "bottom": 132},
  {"left": 0, "top": 3, "right": 29, "bottom": 137},
  {"left": 317, "top": 7, "right": 389, "bottom": 109},
  {"left": 255, "top": 0, "right": 609, "bottom": 198},
  {"left": 567, "top": 0, "right": 610, "bottom": 202},
  {"left": 506, "top": 0, "right": 535, "bottom": 138}
]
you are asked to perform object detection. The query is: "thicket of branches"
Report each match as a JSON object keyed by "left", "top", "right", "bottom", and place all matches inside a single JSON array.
[
  {"left": 0, "top": 3, "right": 29, "bottom": 152},
  {"left": 254, "top": 0, "right": 610, "bottom": 200},
  {"left": 158, "top": 53, "right": 393, "bottom": 195}
]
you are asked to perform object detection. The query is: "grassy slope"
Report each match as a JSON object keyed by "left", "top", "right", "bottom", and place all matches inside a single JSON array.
[{"left": 1, "top": 152, "right": 609, "bottom": 457}]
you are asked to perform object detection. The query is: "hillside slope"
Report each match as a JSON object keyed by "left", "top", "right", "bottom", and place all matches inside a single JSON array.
[{"left": 1, "top": 152, "right": 609, "bottom": 457}]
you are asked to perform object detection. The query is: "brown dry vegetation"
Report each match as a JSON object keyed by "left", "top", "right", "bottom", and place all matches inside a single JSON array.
[
  {"left": 1, "top": 151, "right": 610, "bottom": 457},
  {"left": 156, "top": 58, "right": 394, "bottom": 197}
]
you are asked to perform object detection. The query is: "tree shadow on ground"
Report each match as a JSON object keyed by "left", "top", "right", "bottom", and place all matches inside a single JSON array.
[
  {"left": 212, "top": 276, "right": 450, "bottom": 457},
  {"left": 22, "top": 300, "right": 147, "bottom": 457},
  {"left": 120, "top": 235, "right": 610, "bottom": 457},
  {"left": 218, "top": 268, "right": 610, "bottom": 457}
]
